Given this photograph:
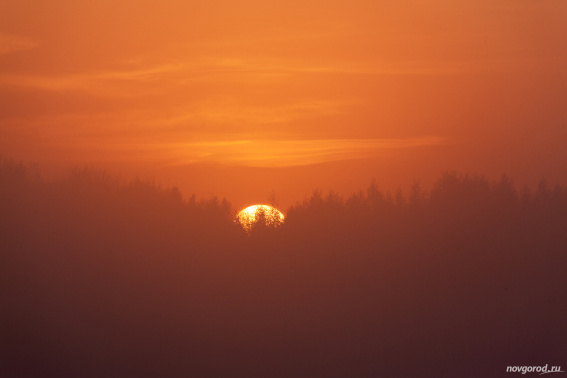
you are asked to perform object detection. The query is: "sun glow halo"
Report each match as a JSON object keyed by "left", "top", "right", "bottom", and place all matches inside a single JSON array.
[{"left": 237, "top": 204, "right": 284, "bottom": 231}]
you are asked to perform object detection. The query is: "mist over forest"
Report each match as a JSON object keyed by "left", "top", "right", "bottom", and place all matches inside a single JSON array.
[{"left": 2, "top": 158, "right": 566, "bottom": 377}]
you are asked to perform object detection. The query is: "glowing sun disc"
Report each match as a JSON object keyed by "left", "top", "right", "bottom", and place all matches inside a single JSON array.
[{"left": 236, "top": 204, "right": 284, "bottom": 231}]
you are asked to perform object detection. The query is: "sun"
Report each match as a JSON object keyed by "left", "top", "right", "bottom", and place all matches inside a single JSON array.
[{"left": 236, "top": 204, "right": 284, "bottom": 231}]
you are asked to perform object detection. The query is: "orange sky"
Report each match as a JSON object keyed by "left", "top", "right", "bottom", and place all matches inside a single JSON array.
[{"left": 1, "top": 0, "right": 567, "bottom": 209}]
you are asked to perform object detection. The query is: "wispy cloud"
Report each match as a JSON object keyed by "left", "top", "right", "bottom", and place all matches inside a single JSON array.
[
  {"left": 0, "top": 63, "right": 185, "bottom": 95},
  {"left": 6, "top": 136, "right": 444, "bottom": 168},
  {"left": 163, "top": 99, "right": 345, "bottom": 126},
  {"left": 2, "top": 54, "right": 556, "bottom": 99},
  {"left": 0, "top": 32, "right": 38, "bottom": 55},
  {"left": 101, "top": 137, "right": 445, "bottom": 167}
]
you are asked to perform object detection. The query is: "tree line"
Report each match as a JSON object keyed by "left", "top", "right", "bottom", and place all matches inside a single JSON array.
[{"left": 1, "top": 157, "right": 566, "bottom": 377}]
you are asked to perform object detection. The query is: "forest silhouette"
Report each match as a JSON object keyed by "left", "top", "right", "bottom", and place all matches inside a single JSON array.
[{"left": 1, "top": 158, "right": 566, "bottom": 377}]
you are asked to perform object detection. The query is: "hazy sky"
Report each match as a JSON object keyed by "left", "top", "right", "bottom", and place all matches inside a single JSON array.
[{"left": 1, "top": 0, "right": 566, "bottom": 209}]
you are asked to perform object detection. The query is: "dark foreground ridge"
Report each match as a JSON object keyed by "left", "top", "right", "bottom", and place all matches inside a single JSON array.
[{"left": 1, "top": 159, "right": 566, "bottom": 377}]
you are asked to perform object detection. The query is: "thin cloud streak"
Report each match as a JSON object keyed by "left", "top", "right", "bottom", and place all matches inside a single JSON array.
[
  {"left": 0, "top": 63, "right": 185, "bottom": 94},
  {"left": 163, "top": 100, "right": 345, "bottom": 126},
  {"left": 12, "top": 137, "right": 444, "bottom": 168},
  {"left": 0, "top": 32, "right": 38, "bottom": 55},
  {"left": 3, "top": 53, "right": 557, "bottom": 97},
  {"left": 166, "top": 137, "right": 445, "bottom": 167}
]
